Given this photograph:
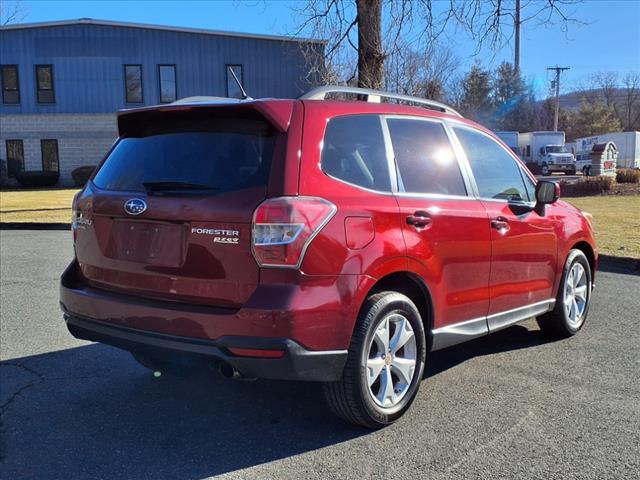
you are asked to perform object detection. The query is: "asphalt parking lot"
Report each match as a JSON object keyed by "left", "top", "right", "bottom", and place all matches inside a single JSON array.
[{"left": 1, "top": 230, "right": 639, "bottom": 480}]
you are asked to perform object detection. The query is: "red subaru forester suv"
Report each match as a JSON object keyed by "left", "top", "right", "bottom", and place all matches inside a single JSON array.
[{"left": 61, "top": 86, "right": 596, "bottom": 428}]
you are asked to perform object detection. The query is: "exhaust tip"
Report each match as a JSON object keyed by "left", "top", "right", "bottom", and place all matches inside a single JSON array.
[{"left": 217, "top": 362, "right": 256, "bottom": 381}]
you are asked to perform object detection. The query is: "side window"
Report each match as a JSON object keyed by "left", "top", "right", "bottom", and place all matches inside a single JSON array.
[
  {"left": 387, "top": 118, "right": 466, "bottom": 196},
  {"left": 454, "top": 127, "right": 528, "bottom": 202},
  {"left": 321, "top": 115, "right": 391, "bottom": 191}
]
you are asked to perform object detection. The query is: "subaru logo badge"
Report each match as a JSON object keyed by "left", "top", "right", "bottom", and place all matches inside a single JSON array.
[{"left": 124, "top": 198, "right": 147, "bottom": 215}]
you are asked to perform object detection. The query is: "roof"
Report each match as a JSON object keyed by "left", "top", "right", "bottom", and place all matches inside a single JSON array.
[{"left": 0, "top": 18, "right": 325, "bottom": 45}]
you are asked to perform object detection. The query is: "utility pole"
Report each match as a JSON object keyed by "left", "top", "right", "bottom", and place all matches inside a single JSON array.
[
  {"left": 514, "top": 0, "right": 521, "bottom": 71},
  {"left": 547, "top": 66, "right": 570, "bottom": 131}
]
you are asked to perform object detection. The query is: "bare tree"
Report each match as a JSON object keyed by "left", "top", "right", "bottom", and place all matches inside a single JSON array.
[
  {"left": 1, "top": 0, "right": 27, "bottom": 25},
  {"left": 579, "top": 71, "right": 640, "bottom": 131},
  {"left": 294, "top": 0, "right": 583, "bottom": 92}
]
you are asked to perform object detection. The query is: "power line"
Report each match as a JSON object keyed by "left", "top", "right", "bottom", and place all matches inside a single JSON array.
[{"left": 547, "top": 66, "right": 570, "bottom": 131}]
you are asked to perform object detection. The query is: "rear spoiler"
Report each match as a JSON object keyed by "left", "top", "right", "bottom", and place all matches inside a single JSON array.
[{"left": 117, "top": 99, "right": 295, "bottom": 135}]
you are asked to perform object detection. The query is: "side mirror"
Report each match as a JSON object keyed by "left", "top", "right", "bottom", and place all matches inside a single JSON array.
[{"left": 534, "top": 181, "right": 560, "bottom": 215}]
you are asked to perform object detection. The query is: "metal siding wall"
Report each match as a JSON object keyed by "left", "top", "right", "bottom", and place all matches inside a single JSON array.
[{"left": 0, "top": 24, "right": 321, "bottom": 114}]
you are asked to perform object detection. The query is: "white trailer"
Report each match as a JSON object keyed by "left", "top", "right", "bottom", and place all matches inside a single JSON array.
[
  {"left": 518, "top": 131, "right": 576, "bottom": 175},
  {"left": 495, "top": 131, "right": 520, "bottom": 156},
  {"left": 573, "top": 131, "right": 640, "bottom": 169}
]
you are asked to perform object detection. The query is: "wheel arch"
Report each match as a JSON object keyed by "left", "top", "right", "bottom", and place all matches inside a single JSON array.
[
  {"left": 366, "top": 271, "right": 435, "bottom": 350},
  {"left": 571, "top": 240, "right": 596, "bottom": 278}
]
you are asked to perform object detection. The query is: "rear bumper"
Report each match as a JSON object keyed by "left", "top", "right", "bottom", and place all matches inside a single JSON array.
[
  {"left": 63, "top": 312, "right": 347, "bottom": 381},
  {"left": 60, "top": 260, "right": 360, "bottom": 381}
]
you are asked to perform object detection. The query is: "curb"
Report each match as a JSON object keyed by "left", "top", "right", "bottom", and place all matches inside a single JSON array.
[{"left": 1, "top": 222, "right": 70, "bottom": 231}]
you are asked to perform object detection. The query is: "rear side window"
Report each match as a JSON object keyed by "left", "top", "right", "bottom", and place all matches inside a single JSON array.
[
  {"left": 454, "top": 127, "right": 528, "bottom": 201},
  {"left": 387, "top": 119, "right": 466, "bottom": 196},
  {"left": 93, "top": 118, "right": 275, "bottom": 193},
  {"left": 321, "top": 115, "right": 391, "bottom": 191}
]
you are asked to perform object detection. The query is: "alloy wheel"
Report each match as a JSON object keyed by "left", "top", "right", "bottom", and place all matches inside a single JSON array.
[
  {"left": 564, "top": 263, "right": 588, "bottom": 328},
  {"left": 365, "top": 313, "right": 417, "bottom": 408}
]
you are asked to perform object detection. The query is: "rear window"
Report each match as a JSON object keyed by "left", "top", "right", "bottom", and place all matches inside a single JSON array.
[{"left": 93, "top": 118, "right": 275, "bottom": 193}]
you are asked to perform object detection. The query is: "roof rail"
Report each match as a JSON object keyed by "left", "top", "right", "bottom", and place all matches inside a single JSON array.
[
  {"left": 171, "top": 96, "right": 243, "bottom": 105},
  {"left": 300, "top": 86, "right": 463, "bottom": 118}
]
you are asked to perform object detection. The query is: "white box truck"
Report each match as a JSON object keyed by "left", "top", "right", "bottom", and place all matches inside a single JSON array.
[
  {"left": 495, "top": 131, "right": 521, "bottom": 156},
  {"left": 574, "top": 131, "right": 639, "bottom": 169},
  {"left": 518, "top": 131, "right": 576, "bottom": 175}
]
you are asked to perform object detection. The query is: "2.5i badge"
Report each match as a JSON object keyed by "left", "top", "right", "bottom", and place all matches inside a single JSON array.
[{"left": 191, "top": 227, "right": 240, "bottom": 245}]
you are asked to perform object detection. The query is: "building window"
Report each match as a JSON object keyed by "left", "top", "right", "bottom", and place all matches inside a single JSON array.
[
  {"left": 41, "top": 139, "right": 59, "bottom": 172},
  {"left": 1, "top": 65, "right": 20, "bottom": 104},
  {"left": 124, "top": 65, "right": 143, "bottom": 103},
  {"left": 5, "top": 140, "right": 24, "bottom": 177},
  {"left": 36, "top": 65, "right": 55, "bottom": 103},
  {"left": 226, "top": 65, "right": 244, "bottom": 98},
  {"left": 158, "top": 65, "right": 176, "bottom": 103}
]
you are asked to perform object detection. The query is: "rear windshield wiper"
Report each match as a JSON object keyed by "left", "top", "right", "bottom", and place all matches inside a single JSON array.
[{"left": 142, "top": 181, "right": 220, "bottom": 192}]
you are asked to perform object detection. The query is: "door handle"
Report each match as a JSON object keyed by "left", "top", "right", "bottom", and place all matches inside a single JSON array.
[
  {"left": 406, "top": 211, "right": 433, "bottom": 229},
  {"left": 491, "top": 216, "right": 510, "bottom": 233}
]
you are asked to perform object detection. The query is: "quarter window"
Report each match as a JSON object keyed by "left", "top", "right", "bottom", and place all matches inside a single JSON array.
[
  {"left": 454, "top": 127, "right": 528, "bottom": 202},
  {"left": 387, "top": 119, "right": 466, "bottom": 196},
  {"left": 5, "top": 140, "right": 24, "bottom": 177},
  {"left": 321, "top": 115, "right": 391, "bottom": 191},
  {"left": 41, "top": 139, "right": 59, "bottom": 172},
  {"left": 226, "top": 65, "right": 244, "bottom": 98},
  {"left": 36, "top": 65, "right": 55, "bottom": 103},
  {"left": 158, "top": 65, "right": 176, "bottom": 103},
  {"left": 1, "top": 65, "right": 20, "bottom": 104},
  {"left": 124, "top": 65, "right": 143, "bottom": 103}
]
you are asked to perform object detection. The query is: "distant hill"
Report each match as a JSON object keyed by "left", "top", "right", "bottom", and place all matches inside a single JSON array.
[{"left": 555, "top": 88, "right": 635, "bottom": 111}]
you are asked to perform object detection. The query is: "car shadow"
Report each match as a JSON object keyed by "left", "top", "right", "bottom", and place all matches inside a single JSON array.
[
  {"left": 1, "top": 322, "right": 553, "bottom": 479},
  {"left": 424, "top": 321, "right": 550, "bottom": 379}
]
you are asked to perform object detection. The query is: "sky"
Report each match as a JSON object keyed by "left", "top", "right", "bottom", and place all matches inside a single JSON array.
[{"left": 8, "top": 0, "right": 640, "bottom": 96}]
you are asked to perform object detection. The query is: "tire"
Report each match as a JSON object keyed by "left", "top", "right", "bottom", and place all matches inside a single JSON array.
[
  {"left": 582, "top": 166, "right": 590, "bottom": 177},
  {"left": 131, "top": 351, "right": 197, "bottom": 374},
  {"left": 323, "top": 291, "right": 427, "bottom": 429},
  {"left": 541, "top": 163, "right": 550, "bottom": 176},
  {"left": 537, "top": 249, "right": 592, "bottom": 338},
  {"left": 564, "top": 169, "right": 575, "bottom": 175}
]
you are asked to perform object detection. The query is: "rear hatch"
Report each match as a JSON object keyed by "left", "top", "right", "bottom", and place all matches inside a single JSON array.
[{"left": 73, "top": 102, "right": 294, "bottom": 308}]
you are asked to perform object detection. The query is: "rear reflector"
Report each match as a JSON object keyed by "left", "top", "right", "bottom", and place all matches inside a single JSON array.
[
  {"left": 252, "top": 196, "right": 336, "bottom": 268},
  {"left": 227, "top": 347, "right": 285, "bottom": 359}
]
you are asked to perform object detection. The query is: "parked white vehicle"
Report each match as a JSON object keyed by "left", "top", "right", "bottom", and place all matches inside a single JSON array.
[
  {"left": 495, "top": 131, "right": 521, "bottom": 156},
  {"left": 519, "top": 131, "right": 576, "bottom": 175},
  {"left": 573, "top": 131, "right": 639, "bottom": 169}
]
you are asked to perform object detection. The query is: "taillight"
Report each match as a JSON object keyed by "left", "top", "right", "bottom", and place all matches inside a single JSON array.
[{"left": 252, "top": 196, "right": 336, "bottom": 268}]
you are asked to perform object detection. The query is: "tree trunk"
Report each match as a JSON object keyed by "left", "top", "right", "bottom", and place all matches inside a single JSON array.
[{"left": 356, "top": 0, "right": 384, "bottom": 89}]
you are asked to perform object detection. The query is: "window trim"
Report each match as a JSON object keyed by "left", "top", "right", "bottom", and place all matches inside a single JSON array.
[
  {"left": 225, "top": 64, "right": 244, "bottom": 98},
  {"left": 35, "top": 64, "right": 55, "bottom": 104},
  {"left": 40, "top": 139, "right": 59, "bottom": 172},
  {"left": 1, "top": 65, "right": 20, "bottom": 105},
  {"left": 382, "top": 114, "right": 473, "bottom": 200},
  {"left": 447, "top": 121, "right": 535, "bottom": 205},
  {"left": 5, "top": 139, "right": 25, "bottom": 177},
  {"left": 123, "top": 64, "right": 144, "bottom": 104},
  {"left": 157, "top": 64, "right": 177, "bottom": 103}
]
